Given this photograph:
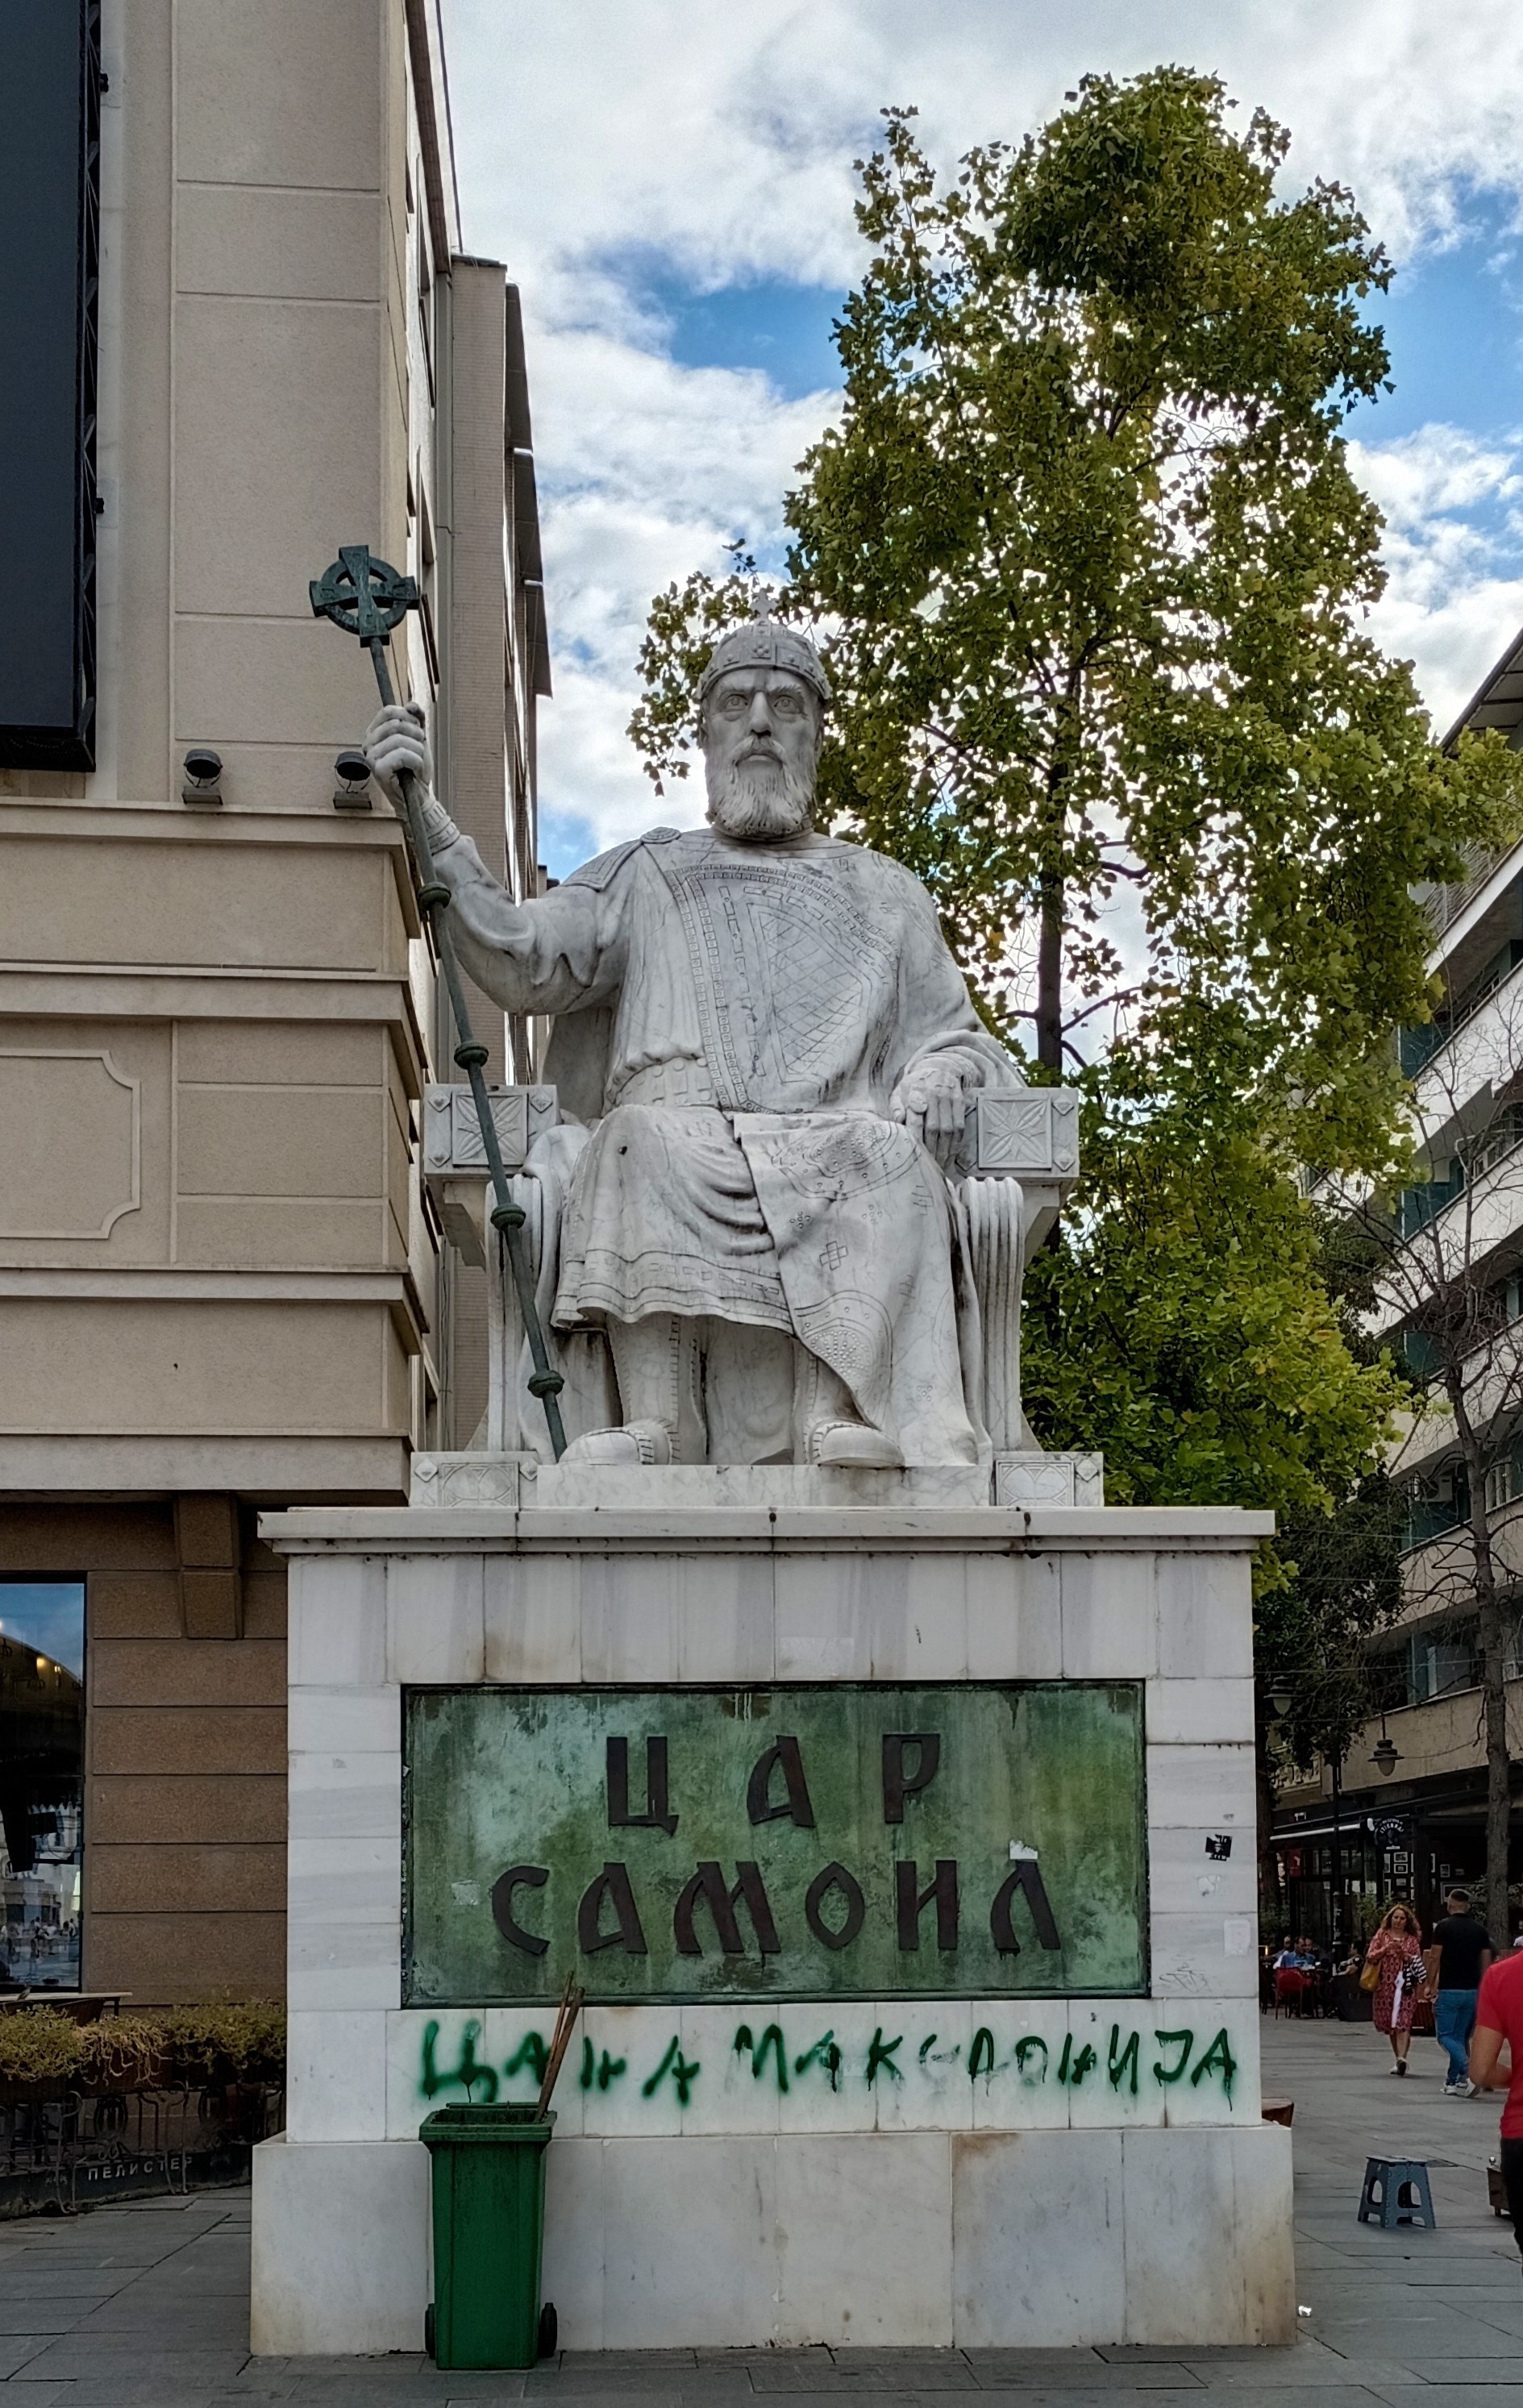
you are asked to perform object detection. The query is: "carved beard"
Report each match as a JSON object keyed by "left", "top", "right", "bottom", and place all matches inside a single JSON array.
[{"left": 705, "top": 747, "right": 814, "bottom": 841}]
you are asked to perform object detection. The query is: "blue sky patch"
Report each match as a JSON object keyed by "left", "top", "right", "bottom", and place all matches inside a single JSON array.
[
  {"left": 604, "top": 255, "right": 848, "bottom": 400},
  {"left": 1348, "top": 183, "right": 1523, "bottom": 445}
]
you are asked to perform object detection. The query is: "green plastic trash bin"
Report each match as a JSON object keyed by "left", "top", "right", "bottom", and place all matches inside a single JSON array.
[{"left": 421, "top": 2102, "right": 556, "bottom": 2368}]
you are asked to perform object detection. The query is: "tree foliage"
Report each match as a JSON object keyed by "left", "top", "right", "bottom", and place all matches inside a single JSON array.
[
  {"left": 633, "top": 69, "right": 1522, "bottom": 1170},
  {"left": 629, "top": 69, "right": 1523, "bottom": 1614}
]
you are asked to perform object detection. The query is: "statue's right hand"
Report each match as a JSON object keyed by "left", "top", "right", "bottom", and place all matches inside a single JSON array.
[{"left": 364, "top": 701, "right": 432, "bottom": 811}]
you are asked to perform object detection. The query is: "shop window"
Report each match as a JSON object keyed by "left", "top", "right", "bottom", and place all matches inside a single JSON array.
[{"left": 0, "top": 1582, "right": 83, "bottom": 1991}]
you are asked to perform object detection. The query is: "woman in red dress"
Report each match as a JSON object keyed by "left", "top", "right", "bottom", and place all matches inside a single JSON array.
[{"left": 1366, "top": 1901, "right": 1425, "bottom": 2073}]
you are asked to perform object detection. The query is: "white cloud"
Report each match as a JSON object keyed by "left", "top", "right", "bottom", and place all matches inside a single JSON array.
[
  {"left": 1350, "top": 426, "right": 1523, "bottom": 734},
  {"left": 439, "top": 0, "right": 1523, "bottom": 862},
  {"left": 530, "top": 335, "right": 838, "bottom": 854}
]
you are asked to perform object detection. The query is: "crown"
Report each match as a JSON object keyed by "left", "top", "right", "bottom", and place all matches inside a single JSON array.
[{"left": 697, "top": 601, "right": 831, "bottom": 707}]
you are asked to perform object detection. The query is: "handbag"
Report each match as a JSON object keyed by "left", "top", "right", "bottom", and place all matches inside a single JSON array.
[{"left": 1359, "top": 1955, "right": 1380, "bottom": 1994}]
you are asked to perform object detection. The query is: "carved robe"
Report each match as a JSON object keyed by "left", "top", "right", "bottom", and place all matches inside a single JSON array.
[{"left": 438, "top": 823, "right": 1026, "bottom": 1464}]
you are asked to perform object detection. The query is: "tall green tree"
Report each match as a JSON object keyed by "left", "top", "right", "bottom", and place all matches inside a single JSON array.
[{"left": 630, "top": 68, "right": 1523, "bottom": 1632}]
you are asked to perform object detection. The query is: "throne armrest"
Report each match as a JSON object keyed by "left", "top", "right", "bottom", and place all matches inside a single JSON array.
[
  {"left": 960, "top": 1088, "right": 1080, "bottom": 1252},
  {"left": 421, "top": 1083, "right": 560, "bottom": 1266}
]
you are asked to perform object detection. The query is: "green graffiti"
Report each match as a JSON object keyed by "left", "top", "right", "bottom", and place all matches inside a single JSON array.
[
  {"left": 504, "top": 2032, "right": 547, "bottom": 2083},
  {"left": 642, "top": 2036, "right": 701, "bottom": 2104},
  {"left": 1190, "top": 2028, "right": 1237, "bottom": 2100},
  {"left": 420, "top": 2018, "right": 499, "bottom": 2103},
  {"left": 1151, "top": 2029, "right": 1195, "bottom": 2085},
  {"left": 415, "top": 2011, "right": 1242, "bottom": 2115},
  {"left": 918, "top": 2032, "right": 962, "bottom": 2072},
  {"left": 1108, "top": 2024, "right": 1139, "bottom": 2097},
  {"left": 866, "top": 2028, "right": 904, "bottom": 2085},
  {"left": 579, "top": 2036, "right": 627, "bottom": 2092},
  {"left": 735, "top": 2023, "right": 789, "bottom": 2094},
  {"left": 793, "top": 2031, "right": 843, "bottom": 2091}
]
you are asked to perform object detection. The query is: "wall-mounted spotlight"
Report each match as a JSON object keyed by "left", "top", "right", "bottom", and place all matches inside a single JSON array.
[
  {"left": 181, "top": 746, "right": 223, "bottom": 807},
  {"left": 331, "top": 748, "right": 373, "bottom": 811}
]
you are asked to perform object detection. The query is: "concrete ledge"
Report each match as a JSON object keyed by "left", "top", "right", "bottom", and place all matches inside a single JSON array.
[
  {"left": 250, "top": 2125, "right": 1294, "bottom": 2354},
  {"left": 250, "top": 2133, "right": 428, "bottom": 2356},
  {"left": 2, "top": 1433, "right": 409, "bottom": 1497},
  {"left": 263, "top": 1502, "right": 1275, "bottom": 1553}
]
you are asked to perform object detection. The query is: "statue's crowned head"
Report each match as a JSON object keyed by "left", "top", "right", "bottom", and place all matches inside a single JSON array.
[{"left": 697, "top": 608, "right": 830, "bottom": 842}]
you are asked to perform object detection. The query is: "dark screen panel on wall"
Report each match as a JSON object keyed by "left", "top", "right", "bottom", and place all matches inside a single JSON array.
[{"left": 0, "top": 2, "right": 100, "bottom": 769}]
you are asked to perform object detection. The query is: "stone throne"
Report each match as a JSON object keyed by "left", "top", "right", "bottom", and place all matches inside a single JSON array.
[{"left": 416, "top": 1077, "right": 1099, "bottom": 1508}]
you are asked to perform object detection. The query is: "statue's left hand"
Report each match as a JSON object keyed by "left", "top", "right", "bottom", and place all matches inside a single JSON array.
[{"left": 892, "top": 1059, "right": 967, "bottom": 1170}]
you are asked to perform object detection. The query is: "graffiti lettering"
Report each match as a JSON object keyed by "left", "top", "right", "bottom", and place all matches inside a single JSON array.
[
  {"left": 1151, "top": 2030, "right": 1194, "bottom": 2086},
  {"left": 866, "top": 2027, "right": 904, "bottom": 2086},
  {"left": 1108, "top": 2024, "right": 1140, "bottom": 2097},
  {"left": 414, "top": 2016, "right": 1242, "bottom": 2115},
  {"left": 577, "top": 2037, "right": 626, "bottom": 2092},
  {"left": 1190, "top": 2028, "right": 1237, "bottom": 2100},
  {"left": 735, "top": 2023, "right": 790, "bottom": 2093},
  {"left": 504, "top": 2031, "right": 547, "bottom": 2083},
  {"left": 793, "top": 2031, "right": 843, "bottom": 2090},
  {"left": 421, "top": 2017, "right": 498, "bottom": 2102},
  {"left": 641, "top": 2036, "right": 701, "bottom": 2105}
]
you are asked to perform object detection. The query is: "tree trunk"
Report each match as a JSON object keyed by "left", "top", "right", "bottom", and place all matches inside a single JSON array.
[
  {"left": 1478, "top": 1586, "right": 1513, "bottom": 1954},
  {"left": 1036, "top": 868, "right": 1063, "bottom": 1072}
]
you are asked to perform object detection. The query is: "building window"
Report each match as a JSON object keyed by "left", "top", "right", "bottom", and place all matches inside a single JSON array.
[{"left": 0, "top": 1583, "right": 84, "bottom": 1992}]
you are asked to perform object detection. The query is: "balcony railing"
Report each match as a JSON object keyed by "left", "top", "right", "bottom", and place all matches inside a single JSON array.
[
  {"left": 1399, "top": 939, "right": 1523, "bottom": 1079},
  {"left": 1421, "top": 843, "right": 1513, "bottom": 942}
]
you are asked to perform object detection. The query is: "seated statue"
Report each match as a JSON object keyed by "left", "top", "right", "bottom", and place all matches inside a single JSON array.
[{"left": 366, "top": 614, "right": 1035, "bottom": 1470}]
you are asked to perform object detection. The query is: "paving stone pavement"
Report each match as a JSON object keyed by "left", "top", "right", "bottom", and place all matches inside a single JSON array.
[{"left": 0, "top": 2018, "right": 1515, "bottom": 2405}]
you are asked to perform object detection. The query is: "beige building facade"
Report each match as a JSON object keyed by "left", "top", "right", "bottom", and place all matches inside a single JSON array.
[{"left": 0, "top": 0, "right": 546, "bottom": 2000}]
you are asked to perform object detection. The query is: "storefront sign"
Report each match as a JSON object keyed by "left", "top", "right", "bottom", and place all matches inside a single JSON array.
[{"left": 404, "top": 1682, "right": 1146, "bottom": 2004}]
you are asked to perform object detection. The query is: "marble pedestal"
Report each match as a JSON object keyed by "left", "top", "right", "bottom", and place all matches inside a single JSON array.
[{"left": 252, "top": 1473, "right": 1293, "bottom": 2356}]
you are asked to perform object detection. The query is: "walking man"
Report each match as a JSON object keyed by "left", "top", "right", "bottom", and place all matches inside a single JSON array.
[
  {"left": 1470, "top": 1940, "right": 1523, "bottom": 2274},
  {"left": 1426, "top": 1887, "right": 1492, "bottom": 2097}
]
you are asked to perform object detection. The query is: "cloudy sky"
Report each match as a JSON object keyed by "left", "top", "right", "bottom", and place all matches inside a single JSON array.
[{"left": 440, "top": 0, "right": 1523, "bottom": 880}]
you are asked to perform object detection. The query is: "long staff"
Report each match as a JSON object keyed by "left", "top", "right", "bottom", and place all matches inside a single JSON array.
[
  {"left": 535, "top": 1973, "right": 585, "bottom": 2119},
  {"left": 310, "top": 545, "right": 567, "bottom": 1457}
]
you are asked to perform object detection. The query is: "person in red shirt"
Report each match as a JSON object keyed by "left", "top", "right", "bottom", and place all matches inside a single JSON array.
[{"left": 1470, "top": 1941, "right": 1523, "bottom": 2260}]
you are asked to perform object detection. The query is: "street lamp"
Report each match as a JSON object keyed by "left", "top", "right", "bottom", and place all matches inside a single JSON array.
[
  {"left": 1371, "top": 1734, "right": 1400, "bottom": 1777},
  {"left": 1270, "top": 1684, "right": 1292, "bottom": 1719}
]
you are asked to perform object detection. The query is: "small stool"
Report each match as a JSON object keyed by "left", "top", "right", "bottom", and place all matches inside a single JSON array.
[{"left": 1358, "top": 2156, "right": 1436, "bottom": 2229}]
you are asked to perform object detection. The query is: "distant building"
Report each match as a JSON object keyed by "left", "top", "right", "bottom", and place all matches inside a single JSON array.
[
  {"left": 1271, "top": 629, "right": 1523, "bottom": 1939},
  {"left": 0, "top": 2, "right": 549, "bottom": 2001}
]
